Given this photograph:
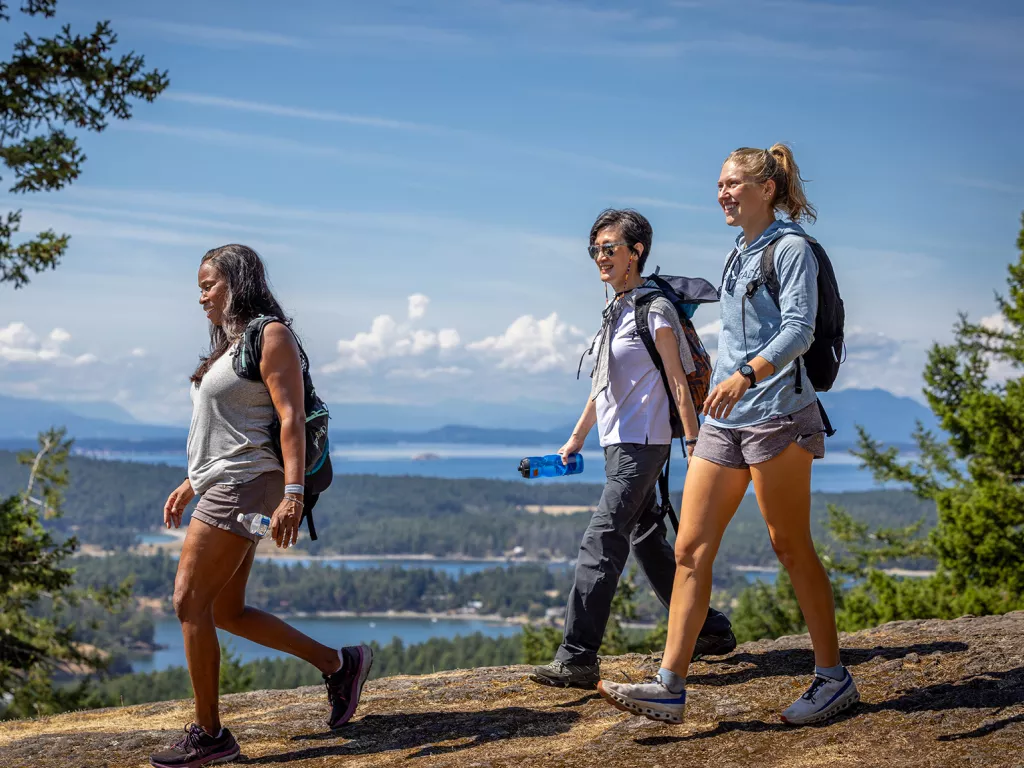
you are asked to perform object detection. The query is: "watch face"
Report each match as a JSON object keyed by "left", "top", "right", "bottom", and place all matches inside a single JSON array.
[{"left": 740, "top": 365, "right": 753, "bottom": 375}]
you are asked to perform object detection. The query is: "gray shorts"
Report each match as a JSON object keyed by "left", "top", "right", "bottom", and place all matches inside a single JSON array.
[
  {"left": 693, "top": 401, "right": 826, "bottom": 470},
  {"left": 191, "top": 471, "right": 284, "bottom": 543}
]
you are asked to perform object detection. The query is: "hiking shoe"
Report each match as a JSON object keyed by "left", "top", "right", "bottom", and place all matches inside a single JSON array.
[
  {"left": 692, "top": 628, "right": 737, "bottom": 661},
  {"left": 597, "top": 675, "right": 686, "bottom": 724},
  {"left": 149, "top": 724, "right": 240, "bottom": 768},
  {"left": 529, "top": 659, "right": 600, "bottom": 689},
  {"left": 325, "top": 644, "right": 374, "bottom": 729},
  {"left": 780, "top": 670, "right": 859, "bottom": 725}
]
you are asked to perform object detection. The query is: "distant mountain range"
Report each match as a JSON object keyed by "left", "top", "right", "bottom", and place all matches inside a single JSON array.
[
  {"left": 0, "top": 388, "right": 938, "bottom": 452},
  {"left": 0, "top": 396, "right": 185, "bottom": 441}
]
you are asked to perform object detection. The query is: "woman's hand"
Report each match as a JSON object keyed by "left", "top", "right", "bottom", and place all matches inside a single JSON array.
[
  {"left": 270, "top": 496, "right": 303, "bottom": 549},
  {"left": 163, "top": 479, "right": 195, "bottom": 529},
  {"left": 702, "top": 372, "right": 751, "bottom": 421},
  {"left": 557, "top": 433, "right": 585, "bottom": 465}
]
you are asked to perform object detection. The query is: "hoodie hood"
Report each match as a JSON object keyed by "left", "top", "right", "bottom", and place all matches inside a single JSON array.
[{"left": 734, "top": 219, "right": 807, "bottom": 255}]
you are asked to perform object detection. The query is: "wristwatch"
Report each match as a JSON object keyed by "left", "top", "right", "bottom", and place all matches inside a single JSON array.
[{"left": 739, "top": 364, "right": 757, "bottom": 389}]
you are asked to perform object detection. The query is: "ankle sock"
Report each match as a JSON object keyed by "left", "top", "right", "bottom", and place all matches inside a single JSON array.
[
  {"left": 657, "top": 667, "right": 686, "bottom": 694},
  {"left": 815, "top": 663, "right": 846, "bottom": 681},
  {"left": 331, "top": 649, "right": 344, "bottom": 675}
]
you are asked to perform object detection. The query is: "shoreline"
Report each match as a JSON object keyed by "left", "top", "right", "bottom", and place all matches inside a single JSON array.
[
  {"left": 277, "top": 609, "right": 529, "bottom": 625},
  {"left": 135, "top": 532, "right": 570, "bottom": 566}
]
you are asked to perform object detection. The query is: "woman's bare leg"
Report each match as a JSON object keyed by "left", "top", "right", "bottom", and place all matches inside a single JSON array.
[
  {"left": 750, "top": 443, "right": 840, "bottom": 667},
  {"left": 212, "top": 545, "right": 341, "bottom": 675},
  {"left": 660, "top": 457, "right": 750, "bottom": 677},
  {"left": 173, "top": 520, "right": 253, "bottom": 735}
]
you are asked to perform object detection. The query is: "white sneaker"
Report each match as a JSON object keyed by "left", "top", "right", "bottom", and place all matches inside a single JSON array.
[
  {"left": 597, "top": 675, "right": 686, "bottom": 724},
  {"left": 780, "top": 670, "right": 859, "bottom": 725}
]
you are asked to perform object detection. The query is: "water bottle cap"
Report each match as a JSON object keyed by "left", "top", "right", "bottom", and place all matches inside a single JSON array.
[
  {"left": 517, "top": 458, "right": 531, "bottom": 478},
  {"left": 236, "top": 513, "right": 244, "bottom": 523}
]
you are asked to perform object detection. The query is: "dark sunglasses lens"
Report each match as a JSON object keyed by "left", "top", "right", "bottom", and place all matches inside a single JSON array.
[{"left": 587, "top": 246, "right": 599, "bottom": 259}]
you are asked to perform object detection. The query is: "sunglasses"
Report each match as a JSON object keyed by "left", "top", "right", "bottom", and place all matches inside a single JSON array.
[{"left": 588, "top": 241, "right": 631, "bottom": 260}]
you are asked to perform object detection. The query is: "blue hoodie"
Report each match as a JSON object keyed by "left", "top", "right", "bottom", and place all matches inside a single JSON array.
[{"left": 706, "top": 219, "right": 819, "bottom": 428}]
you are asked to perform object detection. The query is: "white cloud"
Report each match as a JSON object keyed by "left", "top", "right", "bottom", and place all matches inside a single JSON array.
[
  {"left": 128, "top": 19, "right": 310, "bottom": 49},
  {"left": 408, "top": 294, "right": 430, "bottom": 320},
  {"left": 831, "top": 327, "right": 927, "bottom": 400},
  {"left": 980, "top": 312, "right": 1010, "bottom": 333},
  {"left": 977, "top": 313, "right": 1019, "bottom": 384},
  {"left": 467, "top": 312, "right": 588, "bottom": 374},
  {"left": 323, "top": 295, "right": 461, "bottom": 373},
  {"left": 385, "top": 366, "right": 473, "bottom": 380},
  {"left": 164, "top": 92, "right": 442, "bottom": 133},
  {"left": 0, "top": 322, "right": 85, "bottom": 365}
]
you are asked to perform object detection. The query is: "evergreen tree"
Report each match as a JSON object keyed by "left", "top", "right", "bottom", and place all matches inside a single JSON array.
[
  {"left": 0, "top": 429, "right": 128, "bottom": 718},
  {"left": 843, "top": 212, "right": 1024, "bottom": 623},
  {"left": 0, "top": 0, "right": 168, "bottom": 287},
  {"left": 219, "top": 644, "right": 253, "bottom": 695}
]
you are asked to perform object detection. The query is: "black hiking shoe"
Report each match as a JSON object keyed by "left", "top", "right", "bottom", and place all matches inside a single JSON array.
[
  {"left": 692, "top": 629, "right": 737, "bottom": 661},
  {"left": 149, "top": 724, "right": 240, "bottom": 768},
  {"left": 325, "top": 643, "right": 374, "bottom": 729},
  {"left": 530, "top": 659, "right": 600, "bottom": 689}
]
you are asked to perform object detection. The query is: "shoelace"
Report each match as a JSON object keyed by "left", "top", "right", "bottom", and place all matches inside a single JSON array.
[
  {"left": 325, "top": 672, "right": 347, "bottom": 709},
  {"left": 175, "top": 724, "right": 208, "bottom": 752},
  {"left": 802, "top": 675, "right": 831, "bottom": 701}
]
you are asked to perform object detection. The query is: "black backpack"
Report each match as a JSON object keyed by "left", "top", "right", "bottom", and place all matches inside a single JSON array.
[
  {"left": 633, "top": 270, "right": 720, "bottom": 534},
  {"left": 722, "top": 233, "right": 845, "bottom": 436},
  {"left": 233, "top": 315, "right": 332, "bottom": 540}
]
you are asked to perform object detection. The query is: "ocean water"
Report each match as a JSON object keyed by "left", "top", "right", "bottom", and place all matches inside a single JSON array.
[
  {"left": 135, "top": 615, "right": 521, "bottom": 674},
  {"left": 84, "top": 443, "right": 900, "bottom": 494}
]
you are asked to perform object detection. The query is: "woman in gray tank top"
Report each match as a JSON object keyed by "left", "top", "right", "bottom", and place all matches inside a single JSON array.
[{"left": 149, "top": 246, "right": 371, "bottom": 768}]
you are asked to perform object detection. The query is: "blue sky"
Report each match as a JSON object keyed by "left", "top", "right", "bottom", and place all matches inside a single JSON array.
[{"left": 0, "top": 0, "right": 1022, "bottom": 425}]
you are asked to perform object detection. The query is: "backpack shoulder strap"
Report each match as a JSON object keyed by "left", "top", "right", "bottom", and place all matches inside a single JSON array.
[
  {"left": 760, "top": 232, "right": 821, "bottom": 308},
  {"left": 634, "top": 292, "right": 684, "bottom": 447},
  {"left": 234, "top": 315, "right": 280, "bottom": 381},
  {"left": 235, "top": 316, "right": 309, "bottom": 383},
  {"left": 720, "top": 248, "right": 739, "bottom": 294},
  {"left": 760, "top": 240, "right": 782, "bottom": 308}
]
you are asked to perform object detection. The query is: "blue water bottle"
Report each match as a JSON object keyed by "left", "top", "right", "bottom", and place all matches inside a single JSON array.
[{"left": 518, "top": 453, "right": 584, "bottom": 478}]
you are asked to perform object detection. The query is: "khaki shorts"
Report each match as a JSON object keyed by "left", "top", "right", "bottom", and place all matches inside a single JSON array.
[
  {"left": 191, "top": 471, "right": 284, "bottom": 543},
  {"left": 693, "top": 401, "right": 826, "bottom": 470}
]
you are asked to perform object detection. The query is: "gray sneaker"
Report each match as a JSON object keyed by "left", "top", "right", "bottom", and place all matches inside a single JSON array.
[
  {"left": 530, "top": 659, "right": 600, "bottom": 688},
  {"left": 597, "top": 676, "right": 686, "bottom": 724},
  {"left": 780, "top": 670, "right": 859, "bottom": 725}
]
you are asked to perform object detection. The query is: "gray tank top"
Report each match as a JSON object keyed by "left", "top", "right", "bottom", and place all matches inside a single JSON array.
[{"left": 187, "top": 348, "right": 282, "bottom": 495}]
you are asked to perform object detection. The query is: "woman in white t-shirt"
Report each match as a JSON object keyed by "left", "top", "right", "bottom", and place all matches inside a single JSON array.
[{"left": 530, "top": 209, "right": 735, "bottom": 690}]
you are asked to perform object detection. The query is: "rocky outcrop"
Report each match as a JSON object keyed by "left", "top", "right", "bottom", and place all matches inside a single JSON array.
[{"left": 2, "top": 612, "right": 1023, "bottom": 767}]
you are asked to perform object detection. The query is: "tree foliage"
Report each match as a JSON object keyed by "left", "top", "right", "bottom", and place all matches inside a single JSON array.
[
  {"left": 0, "top": 429, "right": 130, "bottom": 718},
  {"left": 845, "top": 212, "right": 1024, "bottom": 620},
  {"left": 0, "top": 0, "right": 168, "bottom": 287}
]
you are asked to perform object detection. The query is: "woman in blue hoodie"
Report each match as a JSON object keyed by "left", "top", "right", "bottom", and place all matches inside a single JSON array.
[{"left": 597, "top": 145, "right": 859, "bottom": 726}]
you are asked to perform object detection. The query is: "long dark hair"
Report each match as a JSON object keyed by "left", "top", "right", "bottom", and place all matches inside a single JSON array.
[{"left": 190, "top": 244, "right": 291, "bottom": 384}]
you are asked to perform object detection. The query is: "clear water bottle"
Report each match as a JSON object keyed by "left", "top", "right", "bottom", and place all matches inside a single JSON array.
[
  {"left": 237, "top": 512, "right": 271, "bottom": 538},
  {"left": 518, "top": 453, "right": 584, "bottom": 479}
]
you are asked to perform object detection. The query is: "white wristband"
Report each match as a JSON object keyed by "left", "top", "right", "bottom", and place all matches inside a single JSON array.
[{"left": 284, "top": 484, "right": 304, "bottom": 496}]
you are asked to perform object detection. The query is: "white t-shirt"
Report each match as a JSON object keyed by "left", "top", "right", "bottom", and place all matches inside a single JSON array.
[{"left": 594, "top": 299, "right": 695, "bottom": 448}]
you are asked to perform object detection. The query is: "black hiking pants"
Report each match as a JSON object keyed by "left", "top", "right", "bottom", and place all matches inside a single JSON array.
[{"left": 555, "top": 442, "right": 732, "bottom": 666}]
